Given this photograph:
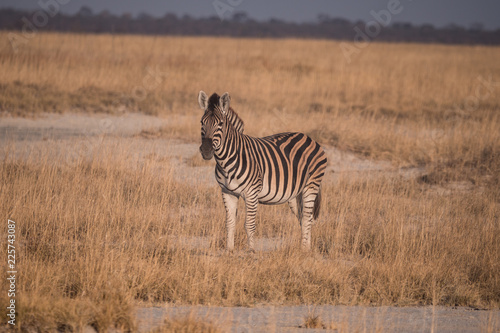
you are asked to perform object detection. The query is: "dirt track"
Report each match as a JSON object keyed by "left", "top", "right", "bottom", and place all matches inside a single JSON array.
[
  {"left": 136, "top": 304, "right": 498, "bottom": 333},
  {"left": 0, "top": 112, "right": 418, "bottom": 184},
  {"left": 1, "top": 113, "right": 498, "bottom": 333}
]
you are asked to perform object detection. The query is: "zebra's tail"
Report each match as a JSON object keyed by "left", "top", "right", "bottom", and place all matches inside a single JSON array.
[{"left": 313, "top": 187, "right": 321, "bottom": 220}]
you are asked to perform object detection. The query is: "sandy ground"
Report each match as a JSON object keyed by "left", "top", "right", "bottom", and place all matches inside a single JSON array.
[
  {"left": 0, "top": 112, "right": 417, "bottom": 185},
  {"left": 136, "top": 305, "right": 499, "bottom": 333},
  {"left": 1, "top": 113, "right": 498, "bottom": 332}
]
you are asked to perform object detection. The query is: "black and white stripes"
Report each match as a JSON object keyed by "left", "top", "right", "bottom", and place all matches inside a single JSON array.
[{"left": 198, "top": 91, "right": 327, "bottom": 250}]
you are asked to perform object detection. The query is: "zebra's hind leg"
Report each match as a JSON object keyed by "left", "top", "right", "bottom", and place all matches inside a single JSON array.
[
  {"left": 222, "top": 190, "right": 239, "bottom": 251},
  {"left": 300, "top": 186, "right": 321, "bottom": 250}
]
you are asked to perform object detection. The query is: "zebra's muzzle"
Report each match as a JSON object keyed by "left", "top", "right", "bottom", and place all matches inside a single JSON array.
[{"left": 200, "top": 138, "right": 214, "bottom": 160}]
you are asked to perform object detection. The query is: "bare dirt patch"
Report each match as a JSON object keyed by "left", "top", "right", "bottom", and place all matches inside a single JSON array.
[
  {"left": 0, "top": 112, "right": 420, "bottom": 184},
  {"left": 136, "top": 305, "right": 499, "bottom": 333}
]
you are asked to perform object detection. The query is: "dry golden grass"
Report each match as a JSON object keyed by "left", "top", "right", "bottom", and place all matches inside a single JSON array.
[
  {"left": 301, "top": 312, "right": 326, "bottom": 329},
  {"left": 150, "top": 316, "right": 220, "bottom": 333},
  {"left": 0, "top": 32, "right": 499, "bottom": 331}
]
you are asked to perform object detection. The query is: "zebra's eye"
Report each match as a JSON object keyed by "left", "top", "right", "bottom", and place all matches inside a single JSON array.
[{"left": 218, "top": 121, "right": 223, "bottom": 126}]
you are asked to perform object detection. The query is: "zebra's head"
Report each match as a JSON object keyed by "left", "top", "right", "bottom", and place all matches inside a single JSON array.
[{"left": 198, "top": 91, "right": 231, "bottom": 160}]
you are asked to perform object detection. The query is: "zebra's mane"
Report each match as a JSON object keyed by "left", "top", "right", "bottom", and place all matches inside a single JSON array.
[
  {"left": 226, "top": 107, "right": 244, "bottom": 133},
  {"left": 208, "top": 93, "right": 244, "bottom": 133},
  {"left": 207, "top": 93, "right": 221, "bottom": 110}
]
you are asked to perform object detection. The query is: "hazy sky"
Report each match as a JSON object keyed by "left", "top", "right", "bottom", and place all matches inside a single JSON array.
[{"left": 2, "top": 0, "right": 500, "bottom": 30}]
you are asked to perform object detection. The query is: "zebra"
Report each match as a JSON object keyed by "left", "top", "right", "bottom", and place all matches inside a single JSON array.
[{"left": 198, "top": 91, "right": 327, "bottom": 250}]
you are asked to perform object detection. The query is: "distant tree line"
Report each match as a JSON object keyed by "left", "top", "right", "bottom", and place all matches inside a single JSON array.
[{"left": 1, "top": 7, "right": 500, "bottom": 45}]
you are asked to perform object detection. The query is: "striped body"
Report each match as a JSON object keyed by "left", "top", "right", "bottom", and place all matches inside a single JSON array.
[
  {"left": 215, "top": 132, "right": 326, "bottom": 205},
  {"left": 198, "top": 91, "right": 327, "bottom": 250}
]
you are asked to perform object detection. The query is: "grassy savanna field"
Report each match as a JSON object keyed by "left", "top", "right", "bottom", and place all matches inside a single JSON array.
[{"left": 0, "top": 32, "right": 500, "bottom": 331}]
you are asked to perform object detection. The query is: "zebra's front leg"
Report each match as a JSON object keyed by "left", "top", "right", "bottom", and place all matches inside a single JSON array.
[
  {"left": 222, "top": 190, "right": 239, "bottom": 251},
  {"left": 243, "top": 195, "right": 259, "bottom": 251},
  {"left": 288, "top": 194, "right": 303, "bottom": 222}
]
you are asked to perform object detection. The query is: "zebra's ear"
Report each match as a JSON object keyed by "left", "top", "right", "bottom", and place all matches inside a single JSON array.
[
  {"left": 220, "top": 92, "right": 230, "bottom": 115},
  {"left": 198, "top": 91, "right": 208, "bottom": 110}
]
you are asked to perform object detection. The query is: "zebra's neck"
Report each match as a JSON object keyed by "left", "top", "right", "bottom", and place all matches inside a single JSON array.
[{"left": 214, "top": 120, "right": 242, "bottom": 171}]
